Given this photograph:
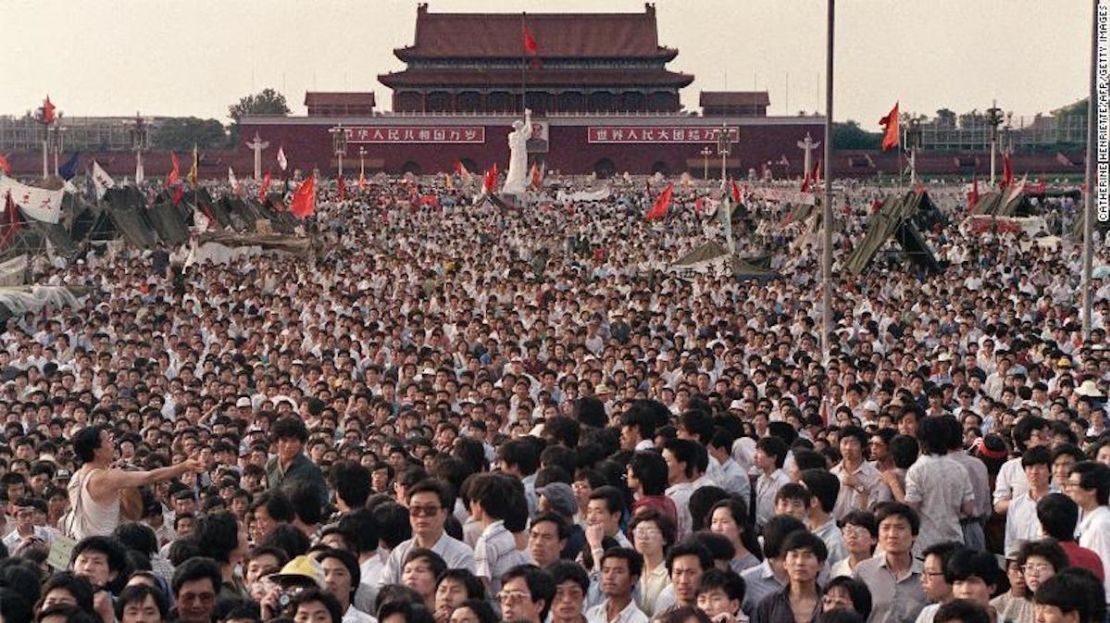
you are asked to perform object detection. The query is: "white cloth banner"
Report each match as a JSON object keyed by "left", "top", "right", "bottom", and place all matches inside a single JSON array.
[
  {"left": 555, "top": 186, "right": 611, "bottom": 202},
  {"left": 277, "top": 147, "right": 288, "bottom": 172},
  {"left": 0, "top": 177, "right": 63, "bottom": 223},
  {"left": 91, "top": 161, "right": 115, "bottom": 200},
  {"left": 748, "top": 187, "right": 816, "bottom": 206}
]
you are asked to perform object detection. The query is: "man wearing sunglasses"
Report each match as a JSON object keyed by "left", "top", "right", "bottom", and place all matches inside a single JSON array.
[{"left": 378, "top": 478, "right": 475, "bottom": 587}]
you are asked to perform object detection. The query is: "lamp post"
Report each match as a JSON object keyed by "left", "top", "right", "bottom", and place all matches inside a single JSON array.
[
  {"left": 128, "top": 113, "right": 149, "bottom": 185},
  {"left": 329, "top": 125, "right": 348, "bottom": 178},
  {"left": 986, "top": 103, "right": 1005, "bottom": 186},
  {"left": 359, "top": 147, "right": 367, "bottom": 179},
  {"left": 905, "top": 118, "right": 922, "bottom": 186},
  {"left": 715, "top": 123, "right": 733, "bottom": 185},
  {"left": 49, "top": 125, "right": 66, "bottom": 178},
  {"left": 700, "top": 146, "right": 713, "bottom": 179}
]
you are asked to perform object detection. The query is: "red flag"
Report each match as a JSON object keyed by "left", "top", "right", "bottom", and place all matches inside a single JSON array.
[
  {"left": 523, "top": 24, "right": 541, "bottom": 69},
  {"left": 968, "top": 176, "right": 980, "bottom": 210},
  {"left": 172, "top": 185, "right": 184, "bottom": 206},
  {"left": 800, "top": 168, "right": 811, "bottom": 193},
  {"left": 358, "top": 172, "right": 367, "bottom": 190},
  {"left": 290, "top": 175, "right": 316, "bottom": 219},
  {"left": 730, "top": 179, "right": 742, "bottom": 204},
  {"left": 1, "top": 192, "right": 21, "bottom": 247},
  {"left": 879, "top": 102, "right": 899, "bottom": 151},
  {"left": 42, "top": 96, "right": 56, "bottom": 125},
  {"left": 0, "top": 154, "right": 10, "bottom": 176},
  {"left": 645, "top": 183, "right": 674, "bottom": 221},
  {"left": 337, "top": 176, "right": 347, "bottom": 201},
  {"left": 1000, "top": 153, "right": 1013, "bottom": 189},
  {"left": 259, "top": 172, "right": 272, "bottom": 203},
  {"left": 483, "top": 163, "right": 498, "bottom": 194},
  {"left": 167, "top": 152, "right": 181, "bottom": 187},
  {"left": 812, "top": 160, "right": 822, "bottom": 185}
]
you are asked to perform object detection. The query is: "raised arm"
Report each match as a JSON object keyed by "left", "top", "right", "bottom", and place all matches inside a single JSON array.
[{"left": 89, "top": 460, "right": 204, "bottom": 500}]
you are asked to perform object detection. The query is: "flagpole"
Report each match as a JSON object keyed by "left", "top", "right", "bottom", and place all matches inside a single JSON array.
[
  {"left": 1081, "top": 0, "right": 1097, "bottom": 340},
  {"left": 821, "top": 0, "right": 834, "bottom": 363},
  {"left": 521, "top": 12, "right": 527, "bottom": 115}
]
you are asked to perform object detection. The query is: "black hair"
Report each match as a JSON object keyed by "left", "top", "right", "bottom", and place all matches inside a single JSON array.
[
  {"left": 918, "top": 416, "right": 954, "bottom": 456},
  {"left": 435, "top": 568, "right": 486, "bottom": 602},
  {"left": 756, "top": 436, "right": 788, "bottom": 468},
  {"left": 407, "top": 478, "right": 453, "bottom": 509},
  {"left": 762, "top": 515, "right": 807, "bottom": 559},
  {"left": 547, "top": 559, "right": 590, "bottom": 593},
  {"left": 500, "top": 564, "right": 556, "bottom": 621},
  {"left": 665, "top": 539, "right": 713, "bottom": 575},
  {"left": 1021, "top": 446, "right": 1052, "bottom": 468},
  {"left": 194, "top": 511, "right": 241, "bottom": 564},
  {"left": 922, "top": 541, "right": 963, "bottom": 573},
  {"left": 314, "top": 548, "right": 361, "bottom": 601},
  {"left": 531, "top": 511, "right": 570, "bottom": 540},
  {"left": 34, "top": 603, "right": 99, "bottom": 623},
  {"left": 696, "top": 567, "right": 746, "bottom": 602},
  {"left": 824, "top": 576, "right": 873, "bottom": 619},
  {"left": 115, "top": 584, "right": 168, "bottom": 621},
  {"left": 71, "top": 535, "right": 129, "bottom": 591},
  {"left": 290, "top": 587, "right": 344, "bottom": 623},
  {"left": 271, "top": 416, "right": 309, "bottom": 443},
  {"left": 1035, "top": 493, "right": 1080, "bottom": 542},
  {"left": 285, "top": 481, "right": 326, "bottom": 525},
  {"left": 260, "top": 523, "right": 311, "bottom": 559},
  {"left": 889, "top": 435, "right": 920, "bottom": 470},
  {"left": 689, "top": 486, "right": 729, "bottom": 532},
  {"left": 251, "top": 490, "right": 295, "bottom": 523},
  {"left": 171, "top": 556, "right": 222, "bottom": 597},
  {"left": 679, "top": 410, "right": 714, "bottom": 444},
  {"left": 600, "top": 546, "right": 644, "bottom": 578},
  {"left": 800, "top": 469, "right": 840, "bottom": 514},
  {"left": 628, "top": 451, "right": 669, "bottom": 496},
  {"left": 874, "top": 502, "right": 920, "bottom": 536},
  {"left": 330, "top": 460, "right": 372, "bottom": 509},
  {"left": 793, "top": 449, "right": 829, "bottom": 472},
  {"left": 628, "top": 508, "right": 677, "bottom": 550},
  {"left": 73, "top": 425, "right": 108, "bottom": 464},
  {"left": 450, "top": 598, "right": 499, "bottom": 623},
  {"left": 664, "top": 438, "right": 703, "bottom": 478},
  {"left": 780, "top": 529, "right": 828, "bottom": 563},
  {"left": 935, "top": 599, "right": 991, "bottom": 623},
  {"left": 775, "top": 483, "right": 812, "bottom": 507},
  {"left": 1016, "top": 539, "right": 1069, "bottom": 574},
  {"left": 498, "top": 438, "right": 540, "bottom": 476},
  {"left": 0, "top": 588, "right": 31, "bottom": 623},
  {"left": 113, "top": 522, "right": 159, "bottom": 557},
  {"left": 468, "top": 472, "right": 512, "bottom": 520},
  {"left": 336, "top": 508, "right": 380, "bottom": 555},
  {"left": 944, "top": 548, "right": 1002, "bottom": 589},
  {"left": 38, "top": 572, "right": 95, "bottom": 614},
  {"left": 371, "top": 502, "right": 411, "bottom": 549},
  {"left": 1070, "top": 461, "right": 1110, "bottom": 505},
  {"left": 544, "top": 416, "right": 581, "bottom": 448},
  {"left": 1034, "top": 568, "right": 1106, "bottom": 623},
  {"left": 403, "top": 547, "right": 448, "bottom": 580},
  {"left": 840, "top": 510, "right": 878, "bottom": 539},
  {"left": 707, "top": 497, "right": 762, "bottom": 561},
  {"left": 588, "top": 485, "right": 625, "bottom": 516}
]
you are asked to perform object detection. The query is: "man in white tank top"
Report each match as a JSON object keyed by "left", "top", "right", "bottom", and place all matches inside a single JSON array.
[{"left": 66, "top": 424, "right": 205, "bottom": 540}]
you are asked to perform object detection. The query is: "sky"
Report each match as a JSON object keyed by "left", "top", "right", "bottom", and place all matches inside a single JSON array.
[{"left": 3, "top": 0, "right": 1091, "bottom": 126}]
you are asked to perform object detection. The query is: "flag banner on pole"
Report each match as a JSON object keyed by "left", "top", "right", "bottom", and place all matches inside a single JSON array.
[
  {"left": 645, "top": 183, "right": 674, "bottom": 221},
  {"left": 523, "top": 23, "right": 541, "bottom": 68},
  {"left": 259, "top": 172, "right": 272, "bottom": 203},
  {"left": 483, "top": 163, "right": 498, "bottom": 194},
  {"left": 186, "top": 145, "right": 199, "bottom": 186},
  {"left": 42, "top": 96, "right": 56, "bottom": 125},
  {"left": 0, "top": 176, "right": 63, "bottom": 223},
  {"left": 290, "top": 175, "right": 316, "bottom": 219},
  {"left": 168, "top": 152, "right": 181, "bottom": 187},
  {"left": 277, "top": 147, "right": 288, "bottom": 172},
  {"left": 90, "top": 161, "right": 115, "bottom": 199},
  {"left": 0, "top": 154, "right": 11, "bottom": 177},
  {"left": 879, "top": 102, "right": 900, "bottom": 151},
  {"left": 58, "top": 152, "right": 80, "bottom": 180}
]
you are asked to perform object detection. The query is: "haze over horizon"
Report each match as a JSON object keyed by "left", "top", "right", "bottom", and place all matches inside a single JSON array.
[{"left": 3, "top": 0, "right": 1091, "bottom": 126}]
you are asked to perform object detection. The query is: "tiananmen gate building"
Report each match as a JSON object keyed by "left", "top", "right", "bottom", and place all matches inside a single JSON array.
[{"left": 239, "top": 3, "right": 825, "bottom": 178}]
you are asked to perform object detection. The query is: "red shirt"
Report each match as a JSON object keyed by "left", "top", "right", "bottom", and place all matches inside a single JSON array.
[{"left": 1060, "top": 540, "right": 1105, "bottom": 581}]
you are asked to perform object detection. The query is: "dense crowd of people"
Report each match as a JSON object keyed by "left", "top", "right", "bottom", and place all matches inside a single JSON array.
[{"left": 0, "top": 174, "right": 1107, "bottom": 623}]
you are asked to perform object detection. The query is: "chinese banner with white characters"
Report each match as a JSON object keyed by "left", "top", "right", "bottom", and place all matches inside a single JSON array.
[
  {"left": 587, "top": 127, "right": 739, "bottom": 144},
  {"left": 345, "top": 127, "right": 485, "bottom": 144}
]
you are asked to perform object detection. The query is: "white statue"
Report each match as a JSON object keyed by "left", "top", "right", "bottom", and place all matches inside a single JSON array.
[{"left": 502, "top": 109, "right": 533, "bottom": 196}]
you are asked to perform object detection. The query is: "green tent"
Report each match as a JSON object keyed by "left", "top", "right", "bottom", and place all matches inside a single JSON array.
[{"left": 844, "top": 191, "right": 941, "bottom": 275}]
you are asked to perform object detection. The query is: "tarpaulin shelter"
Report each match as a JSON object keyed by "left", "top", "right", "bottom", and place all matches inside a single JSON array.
[{"left": 844, "top": 190, "right": 942, "bottom": 275}]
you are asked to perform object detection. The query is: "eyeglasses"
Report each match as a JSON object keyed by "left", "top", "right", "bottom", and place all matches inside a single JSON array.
[
  {"left": 499, "top": 591, "right": 533, "bottom": 604},
  {"left": 1022, "top": 562, "right": 1053, "bottom": 573},
  {"left": 634, "top": 527, "right": 662, "bottom": 537},
  {"left": 409, "top": 505, "right": 442, "bottom": 517}
]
